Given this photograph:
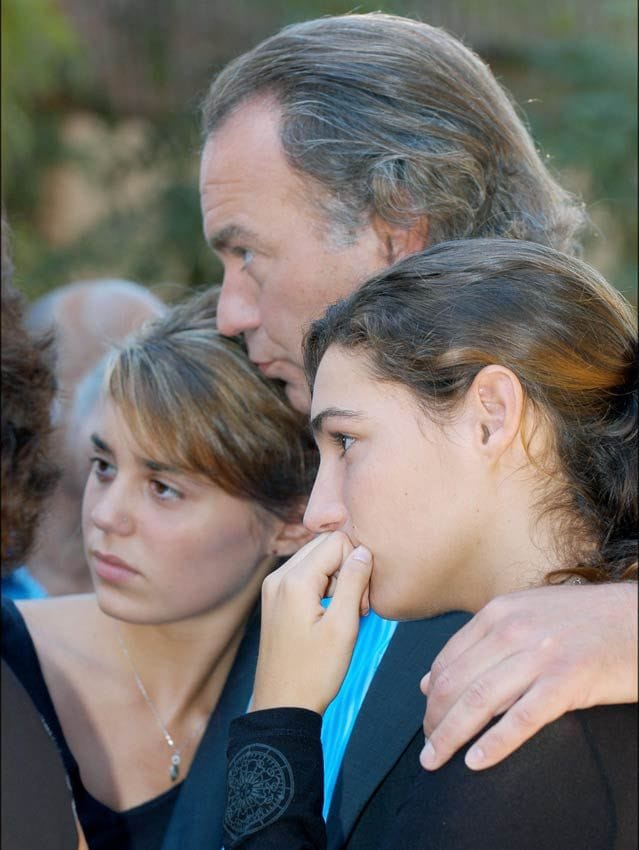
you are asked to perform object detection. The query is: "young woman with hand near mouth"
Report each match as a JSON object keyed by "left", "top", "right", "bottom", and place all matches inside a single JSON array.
[
  {"left": 2, "top": 292, "right": 316, "bottom": 850},
  {"left": 223, "top": 239, "right": 637, "bottom": 850}
]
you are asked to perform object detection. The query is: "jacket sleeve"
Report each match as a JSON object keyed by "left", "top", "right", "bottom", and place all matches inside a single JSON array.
[{"left": 224, "top": 708, "right": 327, "bottom": 850}]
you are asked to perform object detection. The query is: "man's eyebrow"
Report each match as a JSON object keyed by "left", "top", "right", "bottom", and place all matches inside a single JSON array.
[
  {"left": 90, "top": 433, "right": 112, "bottom": 454},
  {"left": 311, "top": 408, "right": 364, "bottom": 435},
  {"left": 208, "top": 224, "right": 259, "bottom": 253}
]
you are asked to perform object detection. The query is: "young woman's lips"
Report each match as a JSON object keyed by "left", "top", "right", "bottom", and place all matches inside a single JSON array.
[{"left": 92, "top": 551, "right": 139, "bottom": 584}]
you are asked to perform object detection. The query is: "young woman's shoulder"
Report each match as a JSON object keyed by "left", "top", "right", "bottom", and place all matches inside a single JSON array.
[
  {"left": 17, "top": 594, "right": 100, "bottom": 643},
  {"left": 15, "top": 594, "right": 115, "bottom": 678}
]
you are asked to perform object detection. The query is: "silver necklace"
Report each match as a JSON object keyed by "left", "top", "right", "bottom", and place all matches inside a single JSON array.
[{"left": 115, "top": 625, "right": 206, "bottom": 782}]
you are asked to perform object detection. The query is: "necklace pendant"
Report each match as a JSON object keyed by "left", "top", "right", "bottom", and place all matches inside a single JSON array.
[{"left": 169, "top": 754, "right": 181, "bottom": 782}]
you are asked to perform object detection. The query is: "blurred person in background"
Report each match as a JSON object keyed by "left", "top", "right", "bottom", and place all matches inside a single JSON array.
[
  {"left": 1, "top": 211, "right": 85, "bottom": 849},
  {"left": 24, "top": 278, "right": 167, "bottom": 596},
  {"left": 165, "top": 14, "right": 638, "bottom": 850},
  {"left": 2, "top": 291, "right": 316, "bottom": 850}
]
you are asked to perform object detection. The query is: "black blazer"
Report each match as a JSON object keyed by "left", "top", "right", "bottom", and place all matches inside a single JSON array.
[{"left": 161, "top": 611, "right": 470, "bottom": 850}]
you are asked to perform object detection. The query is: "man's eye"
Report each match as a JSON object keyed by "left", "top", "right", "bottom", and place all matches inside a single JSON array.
[{"left": 232, "top": 247, "right": 254, "bottom": 269}]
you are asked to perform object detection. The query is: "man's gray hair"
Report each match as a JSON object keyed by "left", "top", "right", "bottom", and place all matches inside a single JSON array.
[{"left": 202, "top": 13, "right": 586, "bottom": 254}]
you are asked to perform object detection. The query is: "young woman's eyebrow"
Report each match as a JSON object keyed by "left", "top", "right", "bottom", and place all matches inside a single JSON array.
[
  {"left": 91, "top": 433, "right": 178, "bottom": 474},
  {"left": 310, "top": 408, "right": 363, "bottom": 436},
  {"left": 90, "top": 433, "right": 112, "bottom": 455},
  {"left": 143, "top": 459, "right": 180, "bottom": 474}
]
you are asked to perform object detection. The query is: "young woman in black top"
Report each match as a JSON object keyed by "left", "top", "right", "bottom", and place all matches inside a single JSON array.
[
  {"left": 2, "top": 291, "right": 316, "bottom": 849},
  {"left": 224, "top": 239, "right": 637, "bottom": 849}
]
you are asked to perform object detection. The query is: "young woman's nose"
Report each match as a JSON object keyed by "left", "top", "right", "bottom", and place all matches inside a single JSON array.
[
  {"left": 90, "top": 484, "right": 135, "bottom": 537},
  {"left": 303, "top": 469, "right": 348, "bottom": 534}
]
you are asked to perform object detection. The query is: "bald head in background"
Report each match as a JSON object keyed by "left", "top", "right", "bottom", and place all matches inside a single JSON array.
[{"left": 27, "top": 279, "right": 168, "bottom": 595}]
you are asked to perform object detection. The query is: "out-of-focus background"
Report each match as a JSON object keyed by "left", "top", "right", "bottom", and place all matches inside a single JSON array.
[{"left": 2, "top": 0, "right": 637, "bottom": 304}]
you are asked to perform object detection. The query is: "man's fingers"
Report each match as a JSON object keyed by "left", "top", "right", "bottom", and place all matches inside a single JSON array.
[
  {"left": 463, "top": 677, "right": 568, "bottom": 770},
  {"left": 420, "top": 647, "right": 547, "bottom": 770}
]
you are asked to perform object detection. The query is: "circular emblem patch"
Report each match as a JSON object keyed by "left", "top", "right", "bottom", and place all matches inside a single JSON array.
[{"left": 225, "top": 743, "right": 295, "bottom": 839}]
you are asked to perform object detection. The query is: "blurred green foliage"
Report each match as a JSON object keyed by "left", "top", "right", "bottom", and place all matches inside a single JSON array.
[{"left": 1, "top": 0, "right": 636, "bottom": 304}]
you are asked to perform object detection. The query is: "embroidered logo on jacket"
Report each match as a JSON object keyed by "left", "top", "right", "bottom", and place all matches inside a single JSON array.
[{"left": 225, "top": 743, "right": 295, "bottom": 839}]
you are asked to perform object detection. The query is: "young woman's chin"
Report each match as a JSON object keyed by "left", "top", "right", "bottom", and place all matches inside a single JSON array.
[{"left": 369, "top": 586, "right": 435, "bottom": 622}]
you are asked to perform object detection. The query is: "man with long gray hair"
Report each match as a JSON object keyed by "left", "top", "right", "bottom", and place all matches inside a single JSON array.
[{"left": 162, "top": 14, "right": 637, "bottom": 849}]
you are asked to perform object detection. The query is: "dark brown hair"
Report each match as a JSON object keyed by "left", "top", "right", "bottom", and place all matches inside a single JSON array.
[
  {"left": 106, "top": 290, "right": 317, "bottom": 523},
  {"left": 304, "top": 238, "right": 637, "bottom": 583},
  {"left": 1, "top": 216, "right": 60, "bottom": 572},
  {"left": 203, "top": 13, "right": 586, "bottom": 254}
]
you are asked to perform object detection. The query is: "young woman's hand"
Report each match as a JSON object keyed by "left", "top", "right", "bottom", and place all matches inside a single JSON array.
[
  {"left": 420, "top": 582, "right": 638, "bottom": 771},
  {"left": 251, "top": 531, "right": 373, "bottom": 714}
]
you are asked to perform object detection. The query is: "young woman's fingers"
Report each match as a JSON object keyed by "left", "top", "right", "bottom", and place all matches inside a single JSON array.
[{"left": 325, "top": 546, "right": 372, "bottom": 630}]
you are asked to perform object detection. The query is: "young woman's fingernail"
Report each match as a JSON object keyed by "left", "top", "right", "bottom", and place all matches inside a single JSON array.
[{"left": 352, "top": 545, "right": 371, "bottom": 562}]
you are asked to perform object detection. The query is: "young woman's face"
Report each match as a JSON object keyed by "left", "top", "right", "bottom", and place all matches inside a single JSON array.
[
  {"left": 82, "top": 398, "right": 277, "bottom": 624},
  {"left": 305, "top": 346, "right": 492, "bottom": 619}
]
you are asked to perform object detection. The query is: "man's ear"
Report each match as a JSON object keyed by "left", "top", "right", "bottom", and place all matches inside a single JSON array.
[
  {"left": 268, "top": 519, "right": 315, "bottom": 558},
  {"left": 468, "top": 365, "right": 525, "bottom": 461},
  {"left": 372, "top": 214, "right": 429, "bottom": 265}
]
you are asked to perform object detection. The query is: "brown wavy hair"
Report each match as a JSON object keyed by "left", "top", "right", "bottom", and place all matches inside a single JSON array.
[
  {"left": 106, "top": 289, "right": 317, "bottom": 523},
  {"left": 304, "top": 238, "right": 637, "bottom": 584},
  {"left": 1, "top": 216, "right": 60, "bottom": 572}
]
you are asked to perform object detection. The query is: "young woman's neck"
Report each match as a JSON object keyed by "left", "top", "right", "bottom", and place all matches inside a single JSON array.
[
  {"left": 457, "top": 478, "right": 576, "bottom": 613},
  {"left": 102, "top": 553, "right": 275, "bottom": 723}
]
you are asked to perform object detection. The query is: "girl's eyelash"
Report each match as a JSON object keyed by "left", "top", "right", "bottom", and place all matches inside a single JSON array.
[
  {"left": 90, "top": 456, "right": 115, "bottom": 479},
  {"left": 329, "top": 432, "right": 355, "bottom": 455},
  {"left": 150, "top": 479, "right": 183, "bottom": 501}
]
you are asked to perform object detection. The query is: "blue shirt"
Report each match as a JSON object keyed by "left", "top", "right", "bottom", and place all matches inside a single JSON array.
[
  {"left": 320, "top": 606, "right": 398, "bottom": 818},
  {"left": 1, "top": 566, "right": 47, "bottom": 600}
]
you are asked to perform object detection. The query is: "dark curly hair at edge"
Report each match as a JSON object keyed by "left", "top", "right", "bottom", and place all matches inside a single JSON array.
[{"left": 1, "top": 214, "right": 60, "bottom": 573}]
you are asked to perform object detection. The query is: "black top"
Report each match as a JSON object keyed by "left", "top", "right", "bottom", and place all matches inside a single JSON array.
[
  {"left": 1, "top": 597, "right": 260, "bottom": 850},
  {"left": 224, "top": 700, "right": 638, "bottom": 849},
  {"left": 1, "top": 658, "right": 78, "bottom": 850}
]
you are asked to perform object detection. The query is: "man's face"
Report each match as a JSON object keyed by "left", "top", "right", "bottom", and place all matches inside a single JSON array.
[{"left": 199, "top": 100, "right": 390, "bottom": 412}]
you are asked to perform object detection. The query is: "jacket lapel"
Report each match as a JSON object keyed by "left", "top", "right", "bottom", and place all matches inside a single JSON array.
[
  {"left": 161, "top": 605, "right": 261, "bottom": 850},
  {"left": 326, "top": 611, "right": 471, "bottom": 850}
]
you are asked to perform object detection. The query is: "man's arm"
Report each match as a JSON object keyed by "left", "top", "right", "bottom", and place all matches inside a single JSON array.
[{"left": 420, "top": 582, "right": 638, "bottom": 770}]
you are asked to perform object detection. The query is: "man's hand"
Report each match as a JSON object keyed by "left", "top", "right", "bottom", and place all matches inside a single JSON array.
[
  {"left": 251, "top": 531, "right": 373, "bottom": 715},
  {"left": 420, "top": 582, "right": 638, "bottom": 771}
]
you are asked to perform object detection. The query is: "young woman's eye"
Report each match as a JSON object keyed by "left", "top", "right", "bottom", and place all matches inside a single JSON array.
[
  {"left": 331, "top": 433, "right": 356, "bottom": 456},
  {"left": 150, "top": 479, "right": 182, "bottom": 501},
  {"left": 90, "top": 456, "right": 115, "bottom": 482}
]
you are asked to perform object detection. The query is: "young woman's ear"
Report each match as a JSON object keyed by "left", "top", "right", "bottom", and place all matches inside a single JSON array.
[
  {"left": 268, "top": 520, "right": 315, "bottom": 558},
  {"left": 469, "top": 365, "right": 525, "bottom": 460}
]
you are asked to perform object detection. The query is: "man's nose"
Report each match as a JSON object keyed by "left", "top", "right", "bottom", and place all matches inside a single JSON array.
[{"left": 215, "top": 273, "right": 261, "bottom": 337}]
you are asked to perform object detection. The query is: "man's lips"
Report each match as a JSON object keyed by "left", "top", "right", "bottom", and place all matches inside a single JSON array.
[{"left": 253, "top": 360, "right": 276, "bottom": 377}]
